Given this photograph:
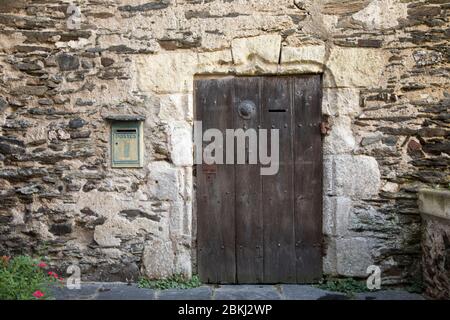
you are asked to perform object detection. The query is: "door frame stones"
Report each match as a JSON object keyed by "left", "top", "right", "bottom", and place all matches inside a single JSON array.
[{"left": 135, "top": 35, "right": 385, "bottom": 279}]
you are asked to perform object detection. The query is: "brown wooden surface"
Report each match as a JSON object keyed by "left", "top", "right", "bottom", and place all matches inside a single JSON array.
[
  {"left": 195, "top": 78, "right": 236, "bottom": 283},
  {"left": 195, "top": 76, "right": 322, "bottom": 284},
  {"left": 234, "top": 77, "right": 264, "bottom": 283},
  {"left": 260, "top": 77, "right": 297, "bottom": 283},
  {"left": 293, "top": 75, "right": 323, "bottom": 282}
]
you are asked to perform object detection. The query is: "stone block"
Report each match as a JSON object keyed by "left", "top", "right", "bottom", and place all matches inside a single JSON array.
[
  {"left": 148, "top": 161, "right": 181, "bottom": 201},
  {"left": 95, "top": 283, "right": 155, "bottom": 300},
  {"left": 158, "top": 94, "right": 193, "bottom": 122},
  {"left": 24, "top": 126, "right": 47, "bottom": 146},
  {"left": 278, "top": 45, "right": 326, "bottom": 73},
  {"left": 93, "top": 216, "right": 160, "bottom": 247},
  {"left": 142, "top": 238, "right": 174, "bottom": 279},
  {"left": 324, "top": 47, "right": 387, "bottom": 88},
  {"left": 231, "top": 35, "right": 282, "bottom": 65},
  {"left": 11, "top": 85, "right": 47, "bottom": 96},
  {"left": 136, "top": 52, "right": 198, "bottom": 93},
  {"left": 56, "top": 53, "right": 80, "bottom": 71},
  {"left": 281, "top": 285, "right": 347, "bottom": 300},
  {"left": 323, "top": 116, "right": 356, "bottom": 155},
  {"left": 354, "top": 290, "right": 424, "bottom": 300},
  {"left": 158, "top": 286, "right": 212, "bottom": 300},
  {"left": 168, "top": 121, "right": 193, "bottom": 167},
  {"left": 173, "top": 241, "right": 192, "bottom": 277},
  {"left": 197, "top": 50, "right": 233, "bottom": 74},
  {"left": 336, "top": 237, "right": 374, "bottom": 277},
  {"left": 352, "top": 0, "right": 408, "bottom": 30},
  {"left": 52, "top": 283, "right": 100, "bottom": 300},
  {"left": 281, "top": 45, "right": 326, "bottom": 64},
  {"left": 324, "top": 155, "right": 381, "bottom": 198},
  {"left": 214, "top": 285, "right": 282, "bottom": 300},
  {"left": 322, "top": 88, "right": 360, "bottom": 116},
  {"left": 323, "top": 196, "right": 352, "bottom": 236},
  {"left": 323, "top": 237, "right": 338, "bottom": 276}
]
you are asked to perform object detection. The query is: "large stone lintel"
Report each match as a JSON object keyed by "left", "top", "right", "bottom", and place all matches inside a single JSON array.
[
  {"left": 135, "top": 38, "right": 387, "bottom": 95},
  {"left": 231, "top": 35, "right": 282, "bottom": 65}
]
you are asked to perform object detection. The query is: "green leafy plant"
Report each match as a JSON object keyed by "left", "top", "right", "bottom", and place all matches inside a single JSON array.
[
  {"left": 138, "top": 274, "right": 201, "bottom": 290},
  {"left": 316, "top": 277, "right": 370, "bottom": 295},
  {"left": 0, "top": 255, "right": 63, "bottom": 300}
]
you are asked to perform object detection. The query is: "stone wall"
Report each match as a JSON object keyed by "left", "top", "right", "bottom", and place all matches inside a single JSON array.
[
  {"left": 422, "top": 217, "right": 450, "bottom": 299},
  {"left": 419, "top": 189, "right": 450, "bottom": 299},
  {"left": 0, "top": 0, "right": 448, "bottom": 284}
]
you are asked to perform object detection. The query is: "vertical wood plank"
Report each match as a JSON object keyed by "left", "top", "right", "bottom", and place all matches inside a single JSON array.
[
  {"left": 261, "top": 76, "right": 297, "bottom": 283},
  {"left": 195, "top": 78, "right": 236, "bottom": 283},
  {"left": 293, "top": 75, "right": 323, "bottom": 282},
  {"left": 234, "top": 76, "right": 264, "bottom": 283}
]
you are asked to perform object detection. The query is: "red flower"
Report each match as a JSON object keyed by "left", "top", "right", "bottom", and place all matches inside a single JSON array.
[
  {"left": 32, "top": 290, "right": 44, "bottom": 299},
  {"left": 48, "top": 271, "right": 58, "bottom": 279},
  {"left": 37, "top": 262, "right": 47, "bottom": 268},
  {"left": 0, "top": 256, "right": 10, "bottom": 268},
  {"left": 1, "top": 256, "right": 10, "bottom": 265}
]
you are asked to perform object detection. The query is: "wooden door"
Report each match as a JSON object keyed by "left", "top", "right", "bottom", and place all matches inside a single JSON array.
[{"left": 195, "top": 75, "right": 323, "bottom": 284}]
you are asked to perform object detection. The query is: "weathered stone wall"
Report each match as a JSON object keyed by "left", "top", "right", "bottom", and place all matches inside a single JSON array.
[
  {"left": 419, "top": 189, "right": 450, "bottom": 299},
  {"left": 0, "top": 0, "right": 448, "bottom": 284},
  {"left": 422, "top": 216, "right": 450, "bottom": 299}
]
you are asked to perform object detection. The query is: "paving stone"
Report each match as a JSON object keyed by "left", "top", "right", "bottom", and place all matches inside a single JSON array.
[
  {"left": 354, "top": 290, "right": 425, "bottom": 300},
  {"left": 95, "top": 283, "right": 156, "bottom": 300},
  {"left": 213, "top": 285, "right": 282, "bottom": 300},
  {"left": 317, "top": 294, "right": 350, "bottom": 300},
  {"left": 281, "top": 285, "right": 348, "bottom": 300},
  {"left": 50, "top": 283, "right": 425, "bottom": 300},
  {"left": 51, "top": 283, "right": 100, "bottom": 300},
  {"left": 158, "top": 286, "right": 213, "bottom": 300}
]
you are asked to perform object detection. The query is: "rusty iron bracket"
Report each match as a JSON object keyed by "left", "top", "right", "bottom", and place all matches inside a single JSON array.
[{"left": 320, "top": 116, "right": 331, "bottom": 136}]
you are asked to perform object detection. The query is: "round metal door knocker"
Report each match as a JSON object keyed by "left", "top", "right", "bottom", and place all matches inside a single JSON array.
[{"left": 238, "top": 100, "right": 256, "bottom": 120}]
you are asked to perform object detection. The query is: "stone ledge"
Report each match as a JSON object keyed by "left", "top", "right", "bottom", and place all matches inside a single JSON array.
[{"left": 418, "top": 189, "right": 450, "bottom": 221}]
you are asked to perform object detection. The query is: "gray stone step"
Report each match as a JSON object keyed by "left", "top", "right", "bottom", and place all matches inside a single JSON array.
[{"left": 51, "top": 282, "right": 425, "bottom": 300}]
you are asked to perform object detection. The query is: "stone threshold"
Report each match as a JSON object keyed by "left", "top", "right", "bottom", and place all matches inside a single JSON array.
[{"left": 51, "top": 282, "right": 425, "bottom": 300}]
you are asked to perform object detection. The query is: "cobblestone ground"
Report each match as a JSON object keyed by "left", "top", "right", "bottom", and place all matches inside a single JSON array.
[{"left": 51, "top": 283, "right": 425, "bottom": 300}]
